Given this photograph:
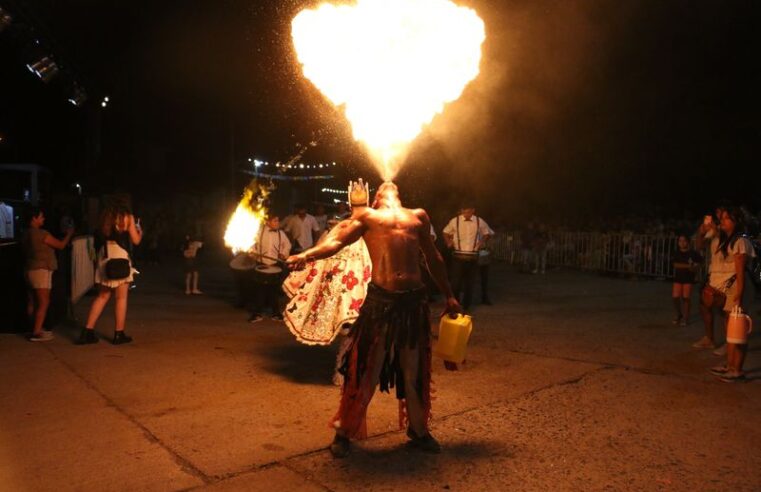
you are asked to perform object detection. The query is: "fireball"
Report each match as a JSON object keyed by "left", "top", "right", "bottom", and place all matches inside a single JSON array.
[
  {"left": 224, "top": 186, "right": 268, "bottom": 254},
  {"left": 292, "top": 0, "right": 485, "bottom": 180}
]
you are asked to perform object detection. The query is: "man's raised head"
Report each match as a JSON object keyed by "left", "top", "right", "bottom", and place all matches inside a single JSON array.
[{"left": 373, "top": 182, "right": 400, "bottom": 209}]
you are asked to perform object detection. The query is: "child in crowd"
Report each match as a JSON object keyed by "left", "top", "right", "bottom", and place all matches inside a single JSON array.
[
  {"left": 182, "top": 234, "right": 203, "bottom": 295},
  {"left": 671, "top": 234, "right": 703, "bottom": 325}
]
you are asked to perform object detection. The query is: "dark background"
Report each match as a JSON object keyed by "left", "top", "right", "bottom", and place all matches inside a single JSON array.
[{"left": 1, "top": 0, "right": 759, "bottom": 225}]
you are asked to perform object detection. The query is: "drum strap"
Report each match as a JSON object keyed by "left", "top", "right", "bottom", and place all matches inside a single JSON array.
[{"left": 256, "top": 228, "right": 282, "bottom": 263}]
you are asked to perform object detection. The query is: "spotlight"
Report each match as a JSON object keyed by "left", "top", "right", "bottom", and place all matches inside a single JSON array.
[
  {"left": 68, "top": 85, "right": 87, "bottom": 107},
  {"left": 100, "top": 96, "right": 110, "bottom": 108},
  {"left": 0, "top": 8, "right": 12, "bottom": 33},
  {"left": 27, "top": 56, "right": 59, "bottom": 83}
]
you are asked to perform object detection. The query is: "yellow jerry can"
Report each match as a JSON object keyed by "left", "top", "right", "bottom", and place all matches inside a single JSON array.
[{"left": 434, "top": 314, "right": 473, "bottom": 364}]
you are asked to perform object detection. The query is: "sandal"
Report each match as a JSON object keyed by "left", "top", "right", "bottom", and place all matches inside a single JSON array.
[
  {"left": 709, "top": 365, "right": 729, "bottom": 376},
  {"left": 719, "top": 372, "right": 747, "bottom": 383},
  {"left": 692, "top": 338, "right": 715, "bottom": 349}
]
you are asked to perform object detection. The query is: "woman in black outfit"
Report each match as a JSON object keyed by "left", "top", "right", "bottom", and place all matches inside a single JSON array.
[{"left": 78, "top": 206, "right": 142, "bottom": 345}]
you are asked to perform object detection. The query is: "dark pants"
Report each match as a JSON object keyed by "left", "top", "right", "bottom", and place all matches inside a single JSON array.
[
  {"left": 252, "top": 275, "right": 282, "bottom": 316},
  {"left": 451, "top": 258, "right": 478, "bottom": 310}
]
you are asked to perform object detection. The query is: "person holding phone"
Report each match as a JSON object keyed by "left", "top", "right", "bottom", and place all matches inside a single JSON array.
[
  {"left": 23, "top": 207, "right": 74, "bottom": 341},
  {"left": 695, "top": 208, "right": 755, "bottom": 382},
  {"left": 78, "top": 206, "right": 142, "bottom": 345}
]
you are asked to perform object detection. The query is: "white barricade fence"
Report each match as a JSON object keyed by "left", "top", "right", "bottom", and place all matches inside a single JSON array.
[
  {"left": 491, "top": 231, "right": 698, "bottom": 279},
  {"left": 71, "top": 235, "right": 95, "bottom": 303}
]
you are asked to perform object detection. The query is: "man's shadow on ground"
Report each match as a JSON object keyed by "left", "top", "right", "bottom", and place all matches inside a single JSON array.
[
  {"left": 252, "top": 340, "right": 337, "bottom": 386},
  {"left": 338, "top": 439, "right": 510, "bottom": 476}
]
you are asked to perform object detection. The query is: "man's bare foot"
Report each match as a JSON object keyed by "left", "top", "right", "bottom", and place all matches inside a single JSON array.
[
  {"left": 330, "top": 434, "right": 350, "bottom": 458},
  {"left": 407, "top": 429, "right": 441, "bottom": 454}
]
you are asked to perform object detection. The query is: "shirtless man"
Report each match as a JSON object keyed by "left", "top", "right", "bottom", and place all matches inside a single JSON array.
[{"left": 287, "top": 181, "right": 461, "bottom": 457}]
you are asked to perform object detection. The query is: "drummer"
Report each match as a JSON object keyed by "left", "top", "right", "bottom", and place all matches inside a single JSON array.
[{"left": 249, "top": 215, "right": 292, "bottom": 323}]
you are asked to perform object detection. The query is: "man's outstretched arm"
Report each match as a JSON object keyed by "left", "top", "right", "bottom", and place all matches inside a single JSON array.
[
  {"left": 286, "top": 218, "right": 365, "bottom": 270},
  {"left": 417, "top": 210, "right": 461, "bottom": 317}
]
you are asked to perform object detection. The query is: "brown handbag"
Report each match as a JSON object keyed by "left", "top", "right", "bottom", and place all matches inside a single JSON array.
[{"left": 701, "top": 284, "right": 726, "bottom": 308}]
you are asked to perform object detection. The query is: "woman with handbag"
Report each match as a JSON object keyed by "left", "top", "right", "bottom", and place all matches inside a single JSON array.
[{"left": 78, "top": 207, "right": 142, "bottom": 345}]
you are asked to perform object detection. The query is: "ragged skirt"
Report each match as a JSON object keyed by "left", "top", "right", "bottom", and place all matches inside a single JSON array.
[{"left": 332, "top": 283, "right": 432, "bottom": 439}]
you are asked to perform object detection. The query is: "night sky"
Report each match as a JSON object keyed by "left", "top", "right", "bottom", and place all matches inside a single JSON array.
[{"left": 0, "top": 0, "right": 758, "bottom": 222}]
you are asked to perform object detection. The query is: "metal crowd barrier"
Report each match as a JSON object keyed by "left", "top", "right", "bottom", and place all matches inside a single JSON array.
[
  {"left": 71, "top": 235, "right": 95, "bottom": 303},
  {"left": 491, "top": 231, "right": 699, "bottom": 279}
]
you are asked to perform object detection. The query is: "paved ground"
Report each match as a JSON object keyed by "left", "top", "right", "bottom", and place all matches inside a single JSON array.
[{"left": 1, "top": 261, "right": 760, "bottom": 491}]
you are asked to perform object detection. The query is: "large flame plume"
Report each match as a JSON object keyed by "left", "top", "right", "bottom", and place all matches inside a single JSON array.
[
  {"left": 292, "top": 0, "right": 485, "bottom": 181},
  {"left": 224, "top": 181, "right": 270, "bottom": 255}
]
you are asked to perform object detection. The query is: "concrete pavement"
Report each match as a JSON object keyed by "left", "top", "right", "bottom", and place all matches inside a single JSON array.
[{"left": 1, "top": 262, "right": 759, "bottom": 491}]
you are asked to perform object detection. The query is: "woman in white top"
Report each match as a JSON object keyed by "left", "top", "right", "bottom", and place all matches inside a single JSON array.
[{"left": 695, "top": 208, "right": 755, "bottom": 382}]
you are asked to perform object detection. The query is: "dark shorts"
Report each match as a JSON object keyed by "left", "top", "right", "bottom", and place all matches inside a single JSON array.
[
  {"left": 673, "top": 270, "right": 696, "bottom": 284},
  {"left": 184, "top": 257, "right": 198, "bottom": 273}
]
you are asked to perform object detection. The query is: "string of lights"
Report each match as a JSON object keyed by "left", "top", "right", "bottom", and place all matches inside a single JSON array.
[{"left": 247, "top": 158, "right": 340, "bottom": 170}]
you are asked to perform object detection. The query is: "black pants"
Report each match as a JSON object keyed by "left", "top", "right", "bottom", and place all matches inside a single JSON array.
[
  {"left": 252, "top": 276, "right": 282, "bottom": 316},
  {"left": 451, "top": 258, "right": 478, "bottom": 310}
]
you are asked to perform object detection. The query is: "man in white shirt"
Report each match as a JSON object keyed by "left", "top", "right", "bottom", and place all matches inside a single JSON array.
[
  {"left": 249, "top": 216, "right": 292, "bottom": 323},
  {"left": 443, "top": 205, "right": 493, "bottom": 311},
  {"left": 283, "top": 204, "right": 320, "bottom": 253}
]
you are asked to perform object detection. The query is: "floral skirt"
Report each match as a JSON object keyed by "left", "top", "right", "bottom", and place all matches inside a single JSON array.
[{"left": 283, "top": 238, "right": 371, "bottom": 346}]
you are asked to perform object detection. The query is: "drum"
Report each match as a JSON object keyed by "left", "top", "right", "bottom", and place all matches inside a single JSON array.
[
  {"left": 229, "top": 254, "right": 257, "bottom": 271},
  {"left": 253, "top": 264, "right": 284, "bottom": 285}
]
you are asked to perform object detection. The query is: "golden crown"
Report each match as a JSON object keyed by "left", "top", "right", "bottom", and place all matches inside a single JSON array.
[{"left": 348, "top": 178, "right": 370, "bottom": 207}]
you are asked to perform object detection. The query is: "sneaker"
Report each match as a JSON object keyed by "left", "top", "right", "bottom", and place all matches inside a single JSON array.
[
  {"left": 672, "top": 316, "right": 682, "bottom": 325},
  {"left": 248, "top": 314, "right": 264, "bottom": 323},
  {"left": 679, "top": 319, "right": 688, "bottom": 327},
  {"left": 77, "top": 328, "right": 99, "bottom": 345},
  {"left": 29, "top": 331, "right": 54, "bottom": 342},
  {"left": 112, "top": 331, "right": 133, "bottom": 345},
  {"left": 406, "top": 429, "right": 441, "bottom": 454},
  {"left": 192, "top": 289, "right": 203, "bottom": 295},
  {"left": 329, "top": 434, "right": 350, "bottom": 458},
  {"left": 712, "top": 344, "right": 727, "bottom": 356},
  {"left": 270, "top": 313, "right": 284, "bottom": 321},
  {"left": 692, "top": 337, "right": 715, "bottom": 349}
]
